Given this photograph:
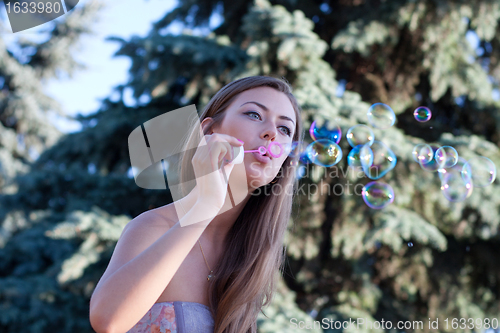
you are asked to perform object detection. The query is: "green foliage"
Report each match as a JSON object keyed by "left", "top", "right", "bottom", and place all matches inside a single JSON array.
[
  {"left": 0, "top": 2, "right": 102, "bottom": 189},
  {"left": 257, "top": 276, "right": 322, "bottom": 333}
]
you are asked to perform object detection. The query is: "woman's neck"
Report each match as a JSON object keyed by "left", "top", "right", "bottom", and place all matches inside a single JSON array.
[{"left": 203, "top": 194, "right": 251, "bottom": 246}]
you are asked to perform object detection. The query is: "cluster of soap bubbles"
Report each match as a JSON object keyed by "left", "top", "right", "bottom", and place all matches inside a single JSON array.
[
  {"left": 287, "top": 103, "right": 497, "bottom": 209},
  {"left": 289, "top": 103, "right": 398, "bottom": 209},
  {"left": 412, "top": 143, "right": 496, "bottom": 202}
]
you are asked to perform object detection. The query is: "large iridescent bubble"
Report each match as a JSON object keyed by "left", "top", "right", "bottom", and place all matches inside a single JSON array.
[
  {"left": 362, "top": 181, "right": 395, "bottom": 209},
  {"left": 412, "top": 143, "right": 433, "bottom": 164},
  {"left": 367, "top": 103, "right": 396, "bottom": 129},
  {"left": 462, "top": 156, "right": 497, "bottom": 188},
  {"left": 347, "top": 145, "right": 374, "bottom": 169},
  {"left": 413, "top": 106, "right": 432, "bottom": 122},
  {"left": 419, "top": 145, "right": 442, "bottom": 172},
  {"left": 439, "top": 158, "right": 473, "bottom": 202},
  {"left": 438, "top": 157, "right": 471, "bottom": 183},
  {"left": 300, "top": 151, "right": 311, "bottom": 164},
  {"left": 360, "top": 141, "right": 397, "bottom": 179},
  {"left": 435, "top": 146, "right": 458, "bottom": 169},
  {"left": 309, "top": 120, "right": 342, "bottom": 144},
  {"left": 346, "top": 125, "right": 374, "bottom": 148},
  {"left": 282, "top": 141, "right": 295, "bottom": 157},
  {"left": 305, "top": 139, "right": 343, "bottom": 167},
  {"left": 286, "top": 141, "right": 308, "bottom": 159}
]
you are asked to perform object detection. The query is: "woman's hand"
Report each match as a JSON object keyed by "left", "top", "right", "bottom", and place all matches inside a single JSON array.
[{"left": 191, "top": 133, "right": 244, "bottom": 215}]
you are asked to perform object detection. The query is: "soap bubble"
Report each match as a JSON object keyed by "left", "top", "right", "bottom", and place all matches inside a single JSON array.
[
  {"left": 367, "top": 103, "right": 396, "bottom": 129},
  {"left": 462, "top": 156, "right": 497, "bottom": 187},
  {"left": 419, "top": 145, "right": 442, "bottom": 172},
  {"left": 286, "top": 141, "right": 310, "bottom": 164},
  {"left": 360, "top": 141, "right": 397, "bottom": 179},
  {"left": 413, "top": 106, "right": 432, "bottom": 122},
  {"left": 348, "top": 145, "right": 374, "bottom": 169},
  {"left": 286, "top": 141, "right": 307, "bottom": 159},
  {"left": 346, "top": 125, "right": 374, "bottom": 148},
  {"left": 412, "top": 144, "right": 433, "bottom": 164},
  {"left": 299, "top": 151, "right": 311, "bottom": 164},
  {"left": 441, "top": 177, "right": 472, "bottom": 202},
  {"left": 309, "top": 120, "right": 342, "bottom": 144},
  {"left": 296, "top": 164, "right": 307, "bottom": 179},
  {"left": 282, "top": 142, "right": 295, "bottom": 157},
  {"left": 362, "top": 181, "right": 395, "bottom": 209},
  {"left": 438, "top": 157, "right": 471, "bottom": 183},
  {"left": 435, "top": 146, "right": 458, "bottom": 168},
  {"left": 305, "top": 139, "right": 343, "bottom": 167},
  {"left": 440, "top": 158, "right": 473, "bottom": 202}
]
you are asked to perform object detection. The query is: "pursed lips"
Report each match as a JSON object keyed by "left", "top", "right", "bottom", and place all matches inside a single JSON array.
[{"left": 252, "top": 151, "right": 272, "bottom": 163}]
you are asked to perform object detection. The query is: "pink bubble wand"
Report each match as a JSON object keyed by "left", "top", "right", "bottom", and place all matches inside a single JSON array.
[
  {"left": 243, "top": 141, "right": 285, "bottom": 158},
  {"left": 221, "top": 142, "right": 286, "bottom": 184}
]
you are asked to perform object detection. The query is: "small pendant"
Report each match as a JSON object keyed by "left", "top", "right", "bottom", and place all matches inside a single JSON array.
[{"left": 207, "top": 271, "right": 214, "bottom": 281}]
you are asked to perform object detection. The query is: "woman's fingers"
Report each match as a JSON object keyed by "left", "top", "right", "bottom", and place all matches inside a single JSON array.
[
  {"left": 193, "top": 133, "right": 244, "bottom": 178},
  {"left": 212, "top": 133, "right": 244, "bottom": 148},
  {"left": 190, "top": 132, "right": 245, "bottom": 212},
  {"left": 204, "top": 133, "right": 243, "bottom": 165}
]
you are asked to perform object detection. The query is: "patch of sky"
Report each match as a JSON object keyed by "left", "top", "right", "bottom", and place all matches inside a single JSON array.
[
  {"left": 336, "top": 79, "right": 346, "bottom": 97},
  {"left": 29, "top": 147, "right": 40, "bottom": 160},
  {"left": 138, "top": 93, "right": 151, "bottom": 105},
  {"left": 455, "top": 95, "right": 465, "bottom": 106},
  {"left": 88, "top": 163, "right": 96, "bottom": 174},
  {"left": 127, "top": 166, "right": 136, "bottom": 179},
  {"left": 466, "top": 30, "right": 479, "bottom": 48},
  {"left": 122, "top": 87, "right": 136, "bottom": 107},
  {"left": 320, "top": 3, "right": 332, "bottom": 14},
  {"left": 492, "top": 89, "right": 500, "bottom": 101}
]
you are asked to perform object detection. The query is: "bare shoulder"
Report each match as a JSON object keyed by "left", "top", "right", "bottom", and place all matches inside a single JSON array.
[
  {"left": 116, "top": 203, "right": 179, "bottom": 258},
  {"left": 143, "top": 203, "right": 179, "bottom": 229},
  {"left": 92, "top": 203, "right": 178, "bottom": 294}
]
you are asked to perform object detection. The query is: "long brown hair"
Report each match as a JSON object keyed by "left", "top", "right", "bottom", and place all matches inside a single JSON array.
[{"left": 178, "top": 76, "right": 304, "bottom": 333}]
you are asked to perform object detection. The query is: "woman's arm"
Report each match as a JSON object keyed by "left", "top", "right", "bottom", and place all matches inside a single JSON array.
[
  {"left": 89, "top": 133, "right": 242, "bottom": 333},
  {"left": 89, "top": 201, "right": 213, "bottom": 333}
]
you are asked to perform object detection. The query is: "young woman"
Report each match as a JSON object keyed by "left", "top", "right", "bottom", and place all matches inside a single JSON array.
[{"left": 89, "top": 76, "right": 304, "bottom": 333}]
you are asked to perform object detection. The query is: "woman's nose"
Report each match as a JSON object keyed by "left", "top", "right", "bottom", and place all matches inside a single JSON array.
[{"left": 261, "top": 125, "right": 277, "bottom": 141}]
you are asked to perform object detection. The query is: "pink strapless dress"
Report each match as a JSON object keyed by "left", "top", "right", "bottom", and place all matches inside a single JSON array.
[{"left": 127, "top": 301, "right": 214, "bottom": 333}]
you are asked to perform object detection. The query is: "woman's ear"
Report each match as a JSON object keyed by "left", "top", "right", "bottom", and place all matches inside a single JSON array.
[{"left": 200, "top": 117, "right": 214, "bottom": 135}]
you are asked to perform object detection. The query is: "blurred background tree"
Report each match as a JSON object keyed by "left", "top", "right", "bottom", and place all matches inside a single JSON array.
[{"left": 0, "top": 0, "right": 499, "bottom": 332}]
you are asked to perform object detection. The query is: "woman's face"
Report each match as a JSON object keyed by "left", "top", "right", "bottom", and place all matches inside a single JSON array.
[{"left": 205, "top": 87, "right": 297, "bottom": 190}]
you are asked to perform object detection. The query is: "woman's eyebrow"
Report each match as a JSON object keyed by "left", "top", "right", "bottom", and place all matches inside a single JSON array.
[{"left": 240, "top": 101, "right": 296, "bottom": 125}]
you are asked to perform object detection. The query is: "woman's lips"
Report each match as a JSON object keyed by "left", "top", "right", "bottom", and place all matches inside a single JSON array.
[{"left": 252, "top": 152, "right": 271, "bottom": 164}]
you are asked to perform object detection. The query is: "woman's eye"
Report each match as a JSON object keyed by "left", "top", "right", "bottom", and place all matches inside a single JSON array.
[
  {"left": 245, "top": 111, "right": 291, "bottom": 136},
  {"left": 245, "top": 111, "right": 261, "bottom": 120},
  {"left": 280, "top": 126, "right": 291, "bottom": 136}
]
